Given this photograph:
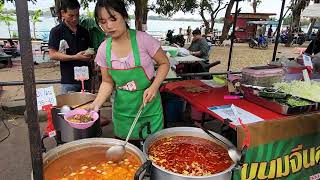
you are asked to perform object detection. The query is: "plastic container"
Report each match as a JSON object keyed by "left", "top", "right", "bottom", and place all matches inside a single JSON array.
[
  {"left": 282, "top": 65, "right": 314, "bottom": 81},
  {"left": 164, "top": 94, "right": 186, "bottom": 122},
  {"left": 162, "top": 46, "right": 179, "bottom": 57},
  {"left": 64, "top": 109, "right": 99, "bottom": 129},
  {"left": 191, "top": 106, "right": 210, "bottom": 121},
  {"left": 242, "top": 66, "right": 284, "bottom": 87}
]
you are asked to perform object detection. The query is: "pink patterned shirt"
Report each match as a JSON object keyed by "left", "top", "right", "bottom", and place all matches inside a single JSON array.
[{"left": 95, "top": 31, "right": 160, "bottom": 79}]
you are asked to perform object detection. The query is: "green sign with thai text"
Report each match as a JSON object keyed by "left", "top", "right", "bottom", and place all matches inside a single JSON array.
[{"left": 233, "top": 133, "right": 320, "bottom": 180}]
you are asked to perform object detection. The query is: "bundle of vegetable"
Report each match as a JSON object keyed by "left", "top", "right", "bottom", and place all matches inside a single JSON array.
[
  {"left": 273, "top": 81, "right": 320, "bottom": 102},
  {"left": 258, "top": 88, "right": 287, "bottom": 99},
  {"left": 275, "top": 97, "right": 311, "bottom": 107},
  {"left": 287, "top": 97, "right": 311, "bottom": 107}
]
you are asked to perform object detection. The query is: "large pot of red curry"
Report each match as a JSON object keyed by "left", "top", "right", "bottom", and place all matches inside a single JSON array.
[
  {"left": 142, "top": 127, "right": 236, "bottom": 180},
  {"left": 41, "top": 138, "right": 147, "bottom": 180}
]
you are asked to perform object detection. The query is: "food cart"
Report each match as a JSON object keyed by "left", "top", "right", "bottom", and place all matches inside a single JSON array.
[{"left": 15, "top": 0, "right": 319, "bottom": 179}]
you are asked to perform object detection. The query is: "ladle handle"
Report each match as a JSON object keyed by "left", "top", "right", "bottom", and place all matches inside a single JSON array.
[
  {"left": 194, "top": 122, "right": 230, "bottom": 148},
  {"left": 124, "top": 103, "right": 145, "bottom": 146},
  {"left": 72, "top": 100, "right": 94, "bottom": 109}
]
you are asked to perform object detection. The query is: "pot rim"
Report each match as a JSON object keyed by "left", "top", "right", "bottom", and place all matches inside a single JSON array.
[
  {"left": 43, "top": 138, "right": 146, "bottom": 166},
  {"left": 143, "top": 127, "right": 236, "bottom": 178}
]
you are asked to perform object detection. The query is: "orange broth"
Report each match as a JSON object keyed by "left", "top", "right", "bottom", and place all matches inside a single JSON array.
[{"left": 44, "top": 147, "right": 141, "bottom": 180}]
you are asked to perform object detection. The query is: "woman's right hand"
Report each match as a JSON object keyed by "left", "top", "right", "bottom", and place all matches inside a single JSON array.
[{"left": 88, "top": 103, "right": 100, "bottom": 112}]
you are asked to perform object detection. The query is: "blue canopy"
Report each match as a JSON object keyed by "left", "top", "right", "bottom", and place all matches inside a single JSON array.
[{"left": 246, "top": 20, "right": 279, "bottom": 25}]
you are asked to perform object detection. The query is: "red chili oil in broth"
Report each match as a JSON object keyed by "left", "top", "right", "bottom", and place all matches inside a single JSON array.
[{"left": 148, "top": 136, "right": 233, "bottom": 176}]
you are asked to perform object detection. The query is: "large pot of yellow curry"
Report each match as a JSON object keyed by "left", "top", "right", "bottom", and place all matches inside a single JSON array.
[{"left": 42, "top": 138, "right": 146, "bottom": 180}]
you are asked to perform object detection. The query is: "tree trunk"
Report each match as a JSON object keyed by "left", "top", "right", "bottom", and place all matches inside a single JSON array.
[
  {"left": 142, "top": 0, "right": 149, "bottom": 31},
  {"left": 200, "top": 1, "right": 210, "bottom": 35},
  {"left": 220, "top": 0, "right": 235, "bottom": 43},
  {"left": 307, "top": 18, "right": 317, "bottom": 35},
  {"left": 134, "top": 0, "right": 143, "bottom": 30},
  {"left": 33, "top": 22, "right": 36, "bottom": 40},
  {"left": 306, "top": 0, "right": 319, "bottom": 35},
  {"left": 286, "top": 0, "right": 309, "bottom": 46},
  {"left": 134, "top": 0, "right": 148, "bottom": 31},
  {"left": 7, "top": 25, "right": 11, "bottom": 38},
  {"left": 252, "top": 0, "right": 257, "bottom": 13},
  {"left": 210, "top": 15, "right": 215, "bottom": 33}
]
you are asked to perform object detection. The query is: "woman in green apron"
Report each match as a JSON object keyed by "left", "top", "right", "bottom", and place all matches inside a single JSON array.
[{"left": 90, "top": 0, "right": 169, "bottom": 141}]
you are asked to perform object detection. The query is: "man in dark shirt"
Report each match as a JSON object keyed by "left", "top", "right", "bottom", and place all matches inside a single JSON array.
[
  {"left": 305, "top": 32, "right": 320, "bottom": 56},
  {"left": 188, "top": 29, "right": 210, "bottom": 61},
  {"left": 48, "top": 0, "right": 93, "bottom": 94}
]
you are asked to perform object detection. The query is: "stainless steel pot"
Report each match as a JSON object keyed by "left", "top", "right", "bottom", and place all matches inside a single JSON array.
[
  {"left": 142, "top": 127, "right": 236, "bottom": 180},
  {"left": 51, "top": 92, "right": 101, "bottom": 142},
  {"left": 33, "top": 138, "right": 148, "bottom": 180}
]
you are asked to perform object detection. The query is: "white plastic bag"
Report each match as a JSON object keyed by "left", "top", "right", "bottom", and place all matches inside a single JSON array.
[
  {"left": 177, "top": 47, "right": 190, "bottom": 57},
  {"left": 58, "top": 39, "right": 69, "bottom": 54}
]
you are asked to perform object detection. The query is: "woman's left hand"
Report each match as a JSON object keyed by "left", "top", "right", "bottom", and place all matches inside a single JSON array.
[{"left": 143, "top": 86, "right": 158, "bottom": 104}]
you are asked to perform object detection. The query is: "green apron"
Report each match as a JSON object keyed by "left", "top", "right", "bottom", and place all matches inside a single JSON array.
[{"left": 106, "top": 29, "right": 163, "bottom": 140}]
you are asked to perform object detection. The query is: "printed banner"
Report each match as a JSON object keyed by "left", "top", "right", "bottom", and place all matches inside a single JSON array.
[{"left": 233, "top": 133, "right": 320, "bottom": 180}]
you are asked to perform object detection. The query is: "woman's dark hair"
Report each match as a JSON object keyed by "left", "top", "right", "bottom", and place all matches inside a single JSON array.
[
  {"left": 56, "top": 0, "right": 80, "bottom": 20},
  {"left": 94, "top": 0, "right": 129, "bottom": 29}
]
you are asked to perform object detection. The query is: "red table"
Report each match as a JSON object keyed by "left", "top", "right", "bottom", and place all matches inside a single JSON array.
[{"left": 161, "top": 80, "right": 285, "bottom": 128}]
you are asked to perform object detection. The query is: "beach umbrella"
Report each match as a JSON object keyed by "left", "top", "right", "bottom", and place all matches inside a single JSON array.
[
  {"left": 246, "top": 20, "right": 279, "bottom": 26},
  {"left": 301, "top": 3, "right": 320, "bottom": 18}
]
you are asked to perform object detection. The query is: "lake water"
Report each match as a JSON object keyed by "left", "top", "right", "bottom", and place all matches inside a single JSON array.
[{"left": 0, "top": 17, "right": 224, "bottom": 40}]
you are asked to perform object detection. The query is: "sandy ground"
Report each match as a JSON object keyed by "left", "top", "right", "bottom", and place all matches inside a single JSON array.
[{"left": 0, "top": 42, "right": 306, "bottom": 103}]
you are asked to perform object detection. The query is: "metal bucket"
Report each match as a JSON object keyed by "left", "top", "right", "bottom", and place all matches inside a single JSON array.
[{"left": 51, "top": 92, "right": 101, "bottom": 143}]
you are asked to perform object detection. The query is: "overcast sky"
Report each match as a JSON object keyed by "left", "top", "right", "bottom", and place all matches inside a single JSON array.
[{"left": 4, "top": 0, "right": 297, "bottom": 19}]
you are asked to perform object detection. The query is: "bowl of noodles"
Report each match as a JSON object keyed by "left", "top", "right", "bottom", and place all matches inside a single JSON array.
[{"left": 64, "top": 109, "right": 99, "bottom": 129}]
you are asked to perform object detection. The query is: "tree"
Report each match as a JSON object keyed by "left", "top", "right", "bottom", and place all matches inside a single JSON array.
[
  {"left": 76, "top": 0, "right": 150, "bottom": 31},
  {"left": 220, "top": 0, "right": 235, "bottom": 43},
  {"left": 286, "top": 0, "right": 310, "bottom": 46},
  {"left": 129, "top": 0, "right": 149, "bottom": 31},
  {"left": 307, "top": 0, "right": 320, "bottom": 35},
  {"left": 251, "top": 0, "right": 262, "bottom": 13},
  {"left": 155, "top": 0, "right": 197, "bottom": 17},
  {"left": 0, "top": 3, "right": 16, "bottom": 38},
  {"left": 199, "top": 0, "right": 210, "bottom": 34},
  {"left": 155, "top": 0, "right": 227, "bottom": 34},
  {"left": 200, "top": 0, "right": 227, "bottom": 34},
  {"left": 31, "top": 9, "right": 42, "bottom": 39}
]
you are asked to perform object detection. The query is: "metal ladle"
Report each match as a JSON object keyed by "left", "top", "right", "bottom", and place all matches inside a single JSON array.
[
  {"left": 194, "top": 122, "right": 242, "bottom": 163},
  {"left": 105, "top": 103, "right": 145, "bottom": 162},
  {"left": 59, "top": 100, "right": 94, "bottom": 115}
]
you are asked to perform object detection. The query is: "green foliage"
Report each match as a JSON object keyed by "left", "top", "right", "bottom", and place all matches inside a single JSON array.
[
  {"left": 12, "top": 31, "right": 18, "bottom": 38},
  {"left": 31, "top": 9, "right": 42, "bottom": 39},
  {"left": 282, "top": 15, "right": 319, "bottom": 26},
  {"left": 31, "top": 9, "right": 42, "bottom": 23},
  {"left": 79, "top": 0, "right": 96, "bottom": 9},
  {"left": 0, "top": 14, "right": 15, "bottom": 25},
  {"left": 154, "top": 0, "right": 198, "bottom": 16},
  {"left": 0, "top": 2, "right": 16, "bottom": 37},
  {"left": 86, "top": 9, "right": 94, "bottom": 18}
]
